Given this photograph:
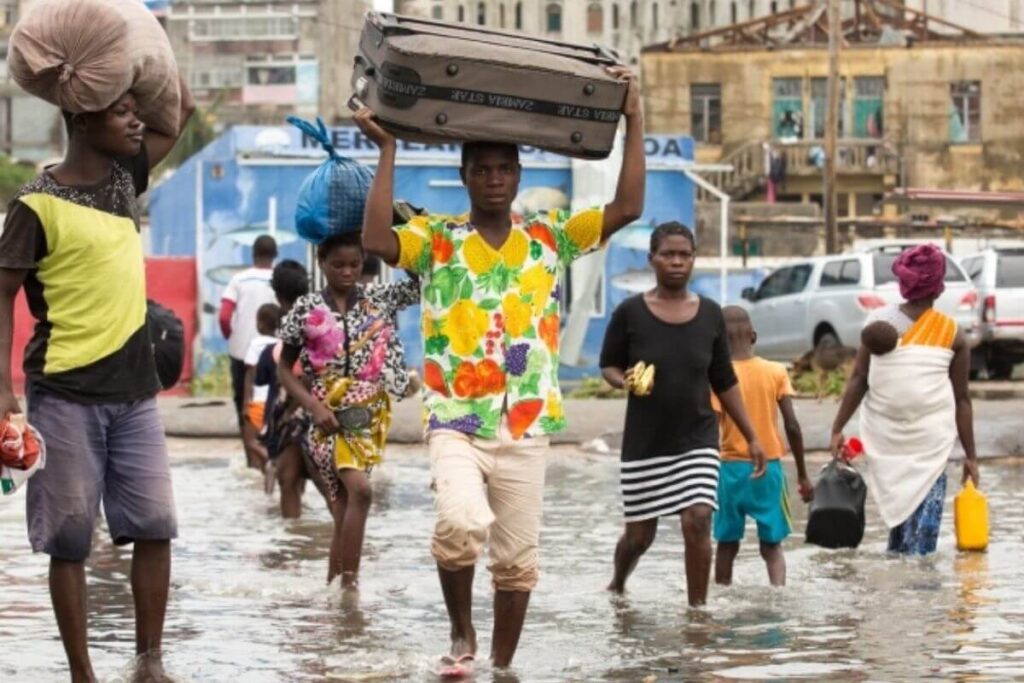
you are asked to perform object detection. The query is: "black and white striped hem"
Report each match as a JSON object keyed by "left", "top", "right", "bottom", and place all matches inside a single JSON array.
[{"left": 620, "top": 448, "right": 720, "bottom": 522}]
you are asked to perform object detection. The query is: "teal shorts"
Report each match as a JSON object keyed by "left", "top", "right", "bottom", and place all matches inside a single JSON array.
[{"left": 713, "top": 460, "right": 792, "bottom": 544}]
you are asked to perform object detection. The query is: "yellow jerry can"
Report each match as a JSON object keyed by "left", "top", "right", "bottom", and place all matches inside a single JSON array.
[{"left": 954, "top": 480, "right": 989, "bottom": 552}]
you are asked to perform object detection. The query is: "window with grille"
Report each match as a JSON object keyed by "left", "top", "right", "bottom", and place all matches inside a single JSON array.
[
  {"left": 587, "top": 3, "right": 603, "bottom": 33},
  {"left": 546, "top": 3, "right": 562, "bottom": 32},
  {"left": 772, "top": 77, "right": 803, "bottom": 139},
  {"left": 810, "top": 76, "right": 846, "bottom": 139},
  {"left": 853, "top": 76, "right": 884, "bottom": 138},
  {"left": 247, "top": 65, "right": 296, "bottom": 86},
  {"left": 950, "top": 81, "right": 981, "bottom": 143},
  {"left": 189, "top": 16, "right": 297, "bottom": 40},
  {"left": 690, "top": 84, "right": 722, "bottom": 143},
  {"left": 189, "top": 64, "right": 245, "bottom": 89}
]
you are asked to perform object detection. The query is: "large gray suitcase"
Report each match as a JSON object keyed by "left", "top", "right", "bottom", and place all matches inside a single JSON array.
[{"left": 351, "top": 12, "right": 627, "bottom": 159}]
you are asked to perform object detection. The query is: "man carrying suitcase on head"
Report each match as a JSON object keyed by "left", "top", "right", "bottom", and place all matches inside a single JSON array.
[{"left": 355, "top": 66, "right": 644, "bottom": 671}]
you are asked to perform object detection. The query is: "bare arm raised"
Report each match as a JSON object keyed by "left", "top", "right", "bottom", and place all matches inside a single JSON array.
[
  {"left": 601, "top": 67, "right": 646, "bottom": 241},
  {"left": 354, "top": 109, "right": 401, "bottom": 265},
  {"left": 144, "top": 77, "right": 196, "bottom": 169}
]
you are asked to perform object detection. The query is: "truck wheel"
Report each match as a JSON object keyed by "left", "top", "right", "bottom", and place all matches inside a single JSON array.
[
  {"left": 970, "top": 347, "right": 986, "bottom": 380},
  {"left": 987, "top": 354, "right": 1014, "bottom": 380},
  {"left": 815, "top": 330, "right": 841, "bottom": 350}
]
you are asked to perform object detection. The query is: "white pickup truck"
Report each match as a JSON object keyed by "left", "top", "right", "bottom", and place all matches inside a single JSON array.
[
  {"left": 961, "top": 248, "right": 1024, "bottom": 379},
  {"left": 740, "top": 245, "right": 980, "bottom": 362}
]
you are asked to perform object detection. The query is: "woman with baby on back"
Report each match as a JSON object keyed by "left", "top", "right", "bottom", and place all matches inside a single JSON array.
[
  {"left": 277, "top": 231, "right": 418, "bottom": 588},
  {"left": 831, "top": 244, "right": 979, "bottom": 555}
]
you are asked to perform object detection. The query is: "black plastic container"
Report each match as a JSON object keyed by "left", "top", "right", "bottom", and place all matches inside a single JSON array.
[{"left": 805, "top": 460, "right": 867, "bottom": 549}]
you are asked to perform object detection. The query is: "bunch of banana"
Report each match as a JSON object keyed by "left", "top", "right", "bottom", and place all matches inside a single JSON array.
[
  {"left": 628, "top": 361, "right": 656, "bottom": 397},
  {"left": 324, "top": 376, "right": 352, "bottom": 409}
]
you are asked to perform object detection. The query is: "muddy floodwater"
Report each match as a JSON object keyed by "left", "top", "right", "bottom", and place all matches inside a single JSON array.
[{"left": 2, "top": 440, "right": 1023, "bottom": 682}]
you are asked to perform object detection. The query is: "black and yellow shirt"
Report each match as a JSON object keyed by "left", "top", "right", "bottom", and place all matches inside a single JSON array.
[{"left": 0, "top": 153, "right": 160, "bottom": 403}]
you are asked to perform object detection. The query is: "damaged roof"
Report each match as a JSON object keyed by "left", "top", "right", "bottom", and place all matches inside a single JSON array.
[{"left": 644, "top": 0, "right": 991, "bottom": 53}]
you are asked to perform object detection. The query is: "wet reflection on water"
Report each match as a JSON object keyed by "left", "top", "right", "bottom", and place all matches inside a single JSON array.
[{"left": 1, "top": 443, "right": 1022, "bottom": 681}]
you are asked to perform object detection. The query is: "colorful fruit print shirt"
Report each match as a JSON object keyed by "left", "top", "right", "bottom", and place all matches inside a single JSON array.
[{"left": 394, "top": 208, "right": 604, "bottom": 440}]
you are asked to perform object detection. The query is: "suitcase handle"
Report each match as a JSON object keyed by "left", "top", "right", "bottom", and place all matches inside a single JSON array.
[{"left": 370, "top": 11, "right": 621, "bottom": 66}]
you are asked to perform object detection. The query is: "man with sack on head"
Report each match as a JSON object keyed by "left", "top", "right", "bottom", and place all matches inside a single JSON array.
[
  {"left": 0, "top": 81, "right": 194, "bottom": 681},
  {"left": 355, "top": 66, "right": 645, "bottom": 670}
]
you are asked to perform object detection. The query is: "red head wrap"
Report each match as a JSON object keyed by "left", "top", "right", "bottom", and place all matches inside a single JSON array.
[{"left": 892, "top": 244, "right": 946, "bottom": 302}]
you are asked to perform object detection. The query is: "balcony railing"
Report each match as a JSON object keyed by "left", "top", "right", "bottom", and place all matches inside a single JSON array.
[
  {"left": 697, "top": 138, "right": 899, "bottom": 201},
  {"left": 777, "top": 139, "right": 899, "bottom": 176}
]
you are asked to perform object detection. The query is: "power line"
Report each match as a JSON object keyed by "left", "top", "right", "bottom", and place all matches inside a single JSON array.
[{"left": 948, "top": 0, "right": 1023, "bottom": 27}]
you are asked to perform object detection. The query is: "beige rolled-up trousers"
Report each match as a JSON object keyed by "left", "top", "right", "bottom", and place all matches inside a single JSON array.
[{"left": 428, "top": 421, "right": 548, "bottom": 592}]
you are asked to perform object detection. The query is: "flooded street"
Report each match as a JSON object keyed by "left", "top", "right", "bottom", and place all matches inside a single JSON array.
[{"left": 2, "top": 439, "right": 1023, "bottom": 682}]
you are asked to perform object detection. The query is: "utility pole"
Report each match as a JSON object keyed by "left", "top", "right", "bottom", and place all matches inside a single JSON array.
[{"left": 824, "top": 0, "right": 841, "bottom": 253}]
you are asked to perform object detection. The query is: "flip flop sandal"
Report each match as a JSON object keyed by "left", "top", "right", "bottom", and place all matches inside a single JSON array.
[{"left": 438, "top": 653, "right": 475, "bottom": 679}]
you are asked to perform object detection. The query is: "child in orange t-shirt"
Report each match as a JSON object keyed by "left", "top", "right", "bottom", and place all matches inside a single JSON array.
[{"left": 712, "top": 306, "right": 813, "bottom": 587}]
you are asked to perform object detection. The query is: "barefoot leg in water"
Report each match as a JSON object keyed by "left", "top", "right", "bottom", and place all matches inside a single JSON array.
[
  {"left": 714, "top": 541, "right": 740, "bottom": 586},
  {"left": 327, "top": 491, "right": 345, "bottom": 586},
  {"left": 491, "top": 589, "right": 530, "bottom": 668},
  {"left": 760, "top": 541, "right": 786, "bottom": 587},
  {"left": 276, "top": 443, "right": 302, "bottom": 517},
  {"left": 132, "top": 540, "right": 171, "bottom": 680},
  {"left": 608, "top": 519, "right": 657, "bottom": 594},
  {"left": 681, "top": 505, "right": 714, "bottom": 606},
  {"left": 330, "top": 469, "right": 372, "bottom": 588}
]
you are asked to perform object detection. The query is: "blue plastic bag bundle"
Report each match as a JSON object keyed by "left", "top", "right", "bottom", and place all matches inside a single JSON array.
[{"left": 287, "top": 116, "right": 374, "bottom": 244}]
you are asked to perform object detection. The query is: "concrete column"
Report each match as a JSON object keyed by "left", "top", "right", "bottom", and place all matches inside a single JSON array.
[{"left": 562, "top": 0, "right": 586, "bottom": 43}]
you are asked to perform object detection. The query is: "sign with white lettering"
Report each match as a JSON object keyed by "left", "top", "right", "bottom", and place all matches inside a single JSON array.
[{"left": 232, "top": 125, "right": 693, "bottom": 165}]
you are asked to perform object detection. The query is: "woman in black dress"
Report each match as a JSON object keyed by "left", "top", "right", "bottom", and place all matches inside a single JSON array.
[{"left": 600, "top": 222, "right": 766, "bottom": 606}]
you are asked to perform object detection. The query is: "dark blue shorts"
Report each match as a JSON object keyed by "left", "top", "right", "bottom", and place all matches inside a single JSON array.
[{"left": 26, "top": 386, "right": 178, "bottom": 561}]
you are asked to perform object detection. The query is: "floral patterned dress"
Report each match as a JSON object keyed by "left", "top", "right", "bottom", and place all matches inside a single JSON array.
[{"left": 279, "top": 280, "right": 418, "bottom": 498}]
